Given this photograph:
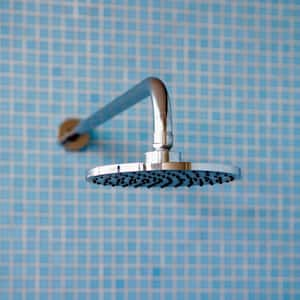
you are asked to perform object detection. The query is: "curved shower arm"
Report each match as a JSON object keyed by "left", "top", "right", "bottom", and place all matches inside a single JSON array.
[{"left": 58, "top": 77, "right": 173, "bottom": 151}]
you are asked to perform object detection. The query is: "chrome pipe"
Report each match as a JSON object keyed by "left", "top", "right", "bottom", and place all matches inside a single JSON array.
[{"left": 59, "top": 77, "right": 173, "bottom": 151}]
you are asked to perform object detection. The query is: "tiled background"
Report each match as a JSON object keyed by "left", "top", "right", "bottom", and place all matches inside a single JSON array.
[{"left": 1, "top": 0, "right": 300, "bottom": 299}]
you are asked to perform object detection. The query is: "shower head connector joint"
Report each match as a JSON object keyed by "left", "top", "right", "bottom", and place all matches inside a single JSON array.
[{"left": 144, "top": 150, "right": 182, "bottom": 164}]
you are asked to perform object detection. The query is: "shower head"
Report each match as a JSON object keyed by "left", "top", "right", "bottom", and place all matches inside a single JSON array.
[
  {"left": 86, "top": 161, "right": 241, "bottom": 188},
  {"left": 59, "top": 77, "right": 241, "bottom": 188}
]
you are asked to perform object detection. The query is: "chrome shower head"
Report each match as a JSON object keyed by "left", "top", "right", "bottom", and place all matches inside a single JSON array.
[
  {"left": 59, "top": 77, "right": 241, "bottom": 188},
  {"left": 86, "top": 161, "right": 241, "bottom": 188}
]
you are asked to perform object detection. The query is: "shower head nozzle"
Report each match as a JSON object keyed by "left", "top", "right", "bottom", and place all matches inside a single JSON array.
[{"left": 86, "top": 162, "right": 241, "bottom": 188}]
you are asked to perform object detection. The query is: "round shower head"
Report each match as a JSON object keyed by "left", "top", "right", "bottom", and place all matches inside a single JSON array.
[{"left": 86, "top": 162, "right": 241, "bottom": 188}]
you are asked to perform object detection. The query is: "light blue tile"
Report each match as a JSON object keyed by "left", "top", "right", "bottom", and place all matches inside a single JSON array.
[{"left": 0, "top": 0, "right": 299, "bottom": 299}]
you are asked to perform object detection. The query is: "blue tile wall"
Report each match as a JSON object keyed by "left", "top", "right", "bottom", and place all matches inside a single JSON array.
[{"left": 1, "top": 0, "right": 300, "bottom": 299}]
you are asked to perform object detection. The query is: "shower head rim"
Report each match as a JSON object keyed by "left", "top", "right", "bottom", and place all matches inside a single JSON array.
[
  {"left": 86, "top": 161, "right": 241, "bottom": 184},
  {"left": 87, "top": 162, "right": 241, "bottom": 176}
]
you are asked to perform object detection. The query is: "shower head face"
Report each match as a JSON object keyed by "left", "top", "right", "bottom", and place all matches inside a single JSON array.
[{"left": 86, "top": 162, "right": 241, "bottom": 188}]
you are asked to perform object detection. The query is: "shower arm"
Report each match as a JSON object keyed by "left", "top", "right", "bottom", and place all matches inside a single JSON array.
[{"left": 58, "top": 77, "right": 174, "bottom": 155}]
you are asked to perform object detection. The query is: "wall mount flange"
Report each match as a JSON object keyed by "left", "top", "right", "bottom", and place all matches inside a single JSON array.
[{"left": 58, "top": 118, "right": 90, "bottom": 151}]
